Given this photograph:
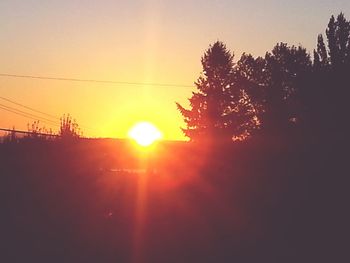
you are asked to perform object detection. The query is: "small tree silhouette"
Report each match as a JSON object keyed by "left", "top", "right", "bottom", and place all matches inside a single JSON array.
[
  {"left": 59, "top": 114, "right": 81, "bottom": 139},
  {"left": 26, "top": 120, "right": 54, "bottom": 140},
  {"left": 3, "top": 126, "right": 17, "bottom": 143},
  {"left": 27, "top": 120, "right": 41, "bottom": 139}
]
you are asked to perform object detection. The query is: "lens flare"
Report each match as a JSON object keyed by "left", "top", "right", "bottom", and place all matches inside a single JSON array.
[{"left": 128, "top": 122, "right": 162, "bottom": 146}]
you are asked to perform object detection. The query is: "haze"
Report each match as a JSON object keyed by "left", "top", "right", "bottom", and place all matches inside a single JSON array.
[{"left": 0, "top": 0, "right": 349, "bottom": 139}]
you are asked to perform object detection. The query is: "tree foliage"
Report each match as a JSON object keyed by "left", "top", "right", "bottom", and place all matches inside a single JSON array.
[
  {"left": 263, "top": 43, "right": 311, "bottom": 134},
  {"left": 176, "top": 41, "right": 258, "bottom": 142},
  {"left": 178, "top": 13, "right": 350, "bottom": 143},
  {"left": 303, "top": 13, "right": 350, "bottom": 136},
  {"left": 326, "top": 13, "right": 350, "bottom": 67},
  {"left": 59, "top": 114, "right": 81, "bottom": 139}
]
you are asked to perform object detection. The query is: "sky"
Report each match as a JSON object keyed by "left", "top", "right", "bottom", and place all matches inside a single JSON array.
[{"left": 0, "top": 0, "right": 349, "bottom": 140}]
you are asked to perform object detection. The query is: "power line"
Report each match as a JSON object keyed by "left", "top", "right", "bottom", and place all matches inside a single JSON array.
[
  {"left": 0, "top": 127, "right": 59, "bottom": 137},
  {"left": 0, "top": 73, "right": 194, "bottom": 88},
  {"left": 0, "top": 103, "right": 58, "bottom": 125},
  {"left": 0, "top": 96, "right": 59, "bottom": 120},
  {"left": 0, "top": 104, "right": 60, "bottom": 127},
  {"left": 0, "top": 95, "right": 98, "bottom": 134}
]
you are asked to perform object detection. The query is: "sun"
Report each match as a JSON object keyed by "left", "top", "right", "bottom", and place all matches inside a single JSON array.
[{"left": 128, "top": 122, "right": 163, "bottom": 147}]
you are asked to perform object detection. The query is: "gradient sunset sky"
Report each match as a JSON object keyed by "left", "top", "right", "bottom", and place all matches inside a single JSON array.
[{"left": 0, "top": 0, "right": 349, "bottom": 140}]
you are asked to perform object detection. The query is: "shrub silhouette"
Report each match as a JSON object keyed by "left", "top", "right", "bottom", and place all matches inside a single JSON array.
[{"left": 59, "top": 114, "right": 81, "bottom": 139}]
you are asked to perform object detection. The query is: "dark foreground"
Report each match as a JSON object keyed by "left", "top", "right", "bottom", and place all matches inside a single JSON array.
[{"left": 1, "top": 138, "right": 348, "bottom": 262}]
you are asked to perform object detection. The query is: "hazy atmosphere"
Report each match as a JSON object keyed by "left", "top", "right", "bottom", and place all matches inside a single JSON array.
[
  {"left": 1, "top": 0, "right": 349, "bottom": 139},
  {"left": 2, "top": 1, "right": 350, "bottom": 262}
]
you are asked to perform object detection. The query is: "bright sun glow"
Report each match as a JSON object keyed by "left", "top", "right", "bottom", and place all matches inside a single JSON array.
[{"left": 128, "top": 122, "right": 162, "bottom": 147}]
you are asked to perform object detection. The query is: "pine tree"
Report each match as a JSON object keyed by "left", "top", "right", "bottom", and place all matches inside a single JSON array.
[{"left": 176, "top": 41, "right": 256, "bottom": 142}]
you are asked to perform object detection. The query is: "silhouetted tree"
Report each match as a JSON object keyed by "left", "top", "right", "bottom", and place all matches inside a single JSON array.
[
  {"left": 3, "top": 127, "right": 17, "bottom": 143},
  {"left": 27, "top": 120, "right": 42, "bottom": 139},
  {"left": 26, "top": 120, "right": 54, "bottom": 140},
  {"left": 313, "top": 34, "right": 329, "bottom": 69},
  {"left": 326, "top": 13, "right": 350, "bottom": 68},
  {"left": 262, "top": 43, "right": 312, "bottom": 135},
  {"left": 302, "top": 13, "right": 350, "bottom": 137},
  {"left": 234, "top": 53, "right": 268, "bottom": 134},
  {"left": 176, "top": 41, "right": 256, "bottom": 142},
  {"left": 176, "top": 13, "right": 350, "bottom": 143},
  {"left": 59, "top": 114, "right": 81, "bottom": 139}
]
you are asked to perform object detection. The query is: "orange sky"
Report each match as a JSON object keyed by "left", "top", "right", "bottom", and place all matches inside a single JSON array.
[{"left": 0, "top": 1, "right": 349, "bottom": 140}]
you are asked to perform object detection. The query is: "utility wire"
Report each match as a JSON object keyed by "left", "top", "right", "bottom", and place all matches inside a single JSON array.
[
  {"left": 0, "top": 95, "right": 98, "bottom": 134},
  {"left": 0, "top": 103, "right": 58, "bottom": 124},
  {"left": 0, "top": 127, "right": 59, "bottom": 137},
  {"left": 0, "top": 104, "right": 60, "bottom": 127},
  {"left": 0, "top": 96, "right": 59, "bottom": 120},
  {"left": 0, "top": 73, "right": 194, "bottom": 88}
]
